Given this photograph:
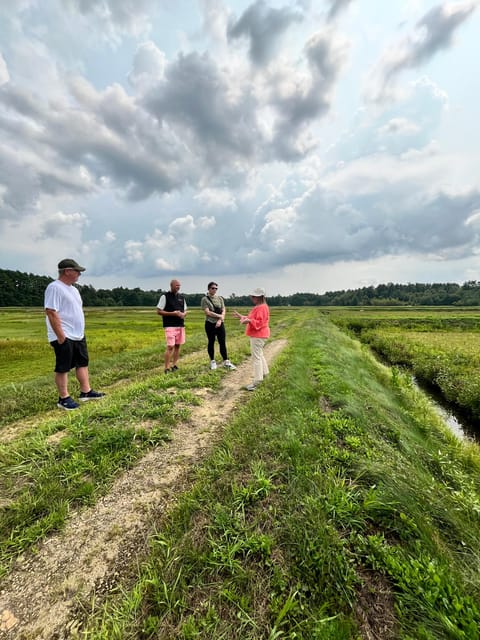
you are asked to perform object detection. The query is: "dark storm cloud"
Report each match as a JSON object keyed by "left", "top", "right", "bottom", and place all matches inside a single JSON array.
[{"left": 228, "top": 0, "right": 304, "bottom": 65}]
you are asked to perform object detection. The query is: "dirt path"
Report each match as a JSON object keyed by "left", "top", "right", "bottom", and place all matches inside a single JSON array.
[{"left": 0, "top": 340, "right": 287, "bottom": 639}]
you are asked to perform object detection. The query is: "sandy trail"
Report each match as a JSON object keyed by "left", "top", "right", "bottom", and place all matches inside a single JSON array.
[{"left": 0, "top": 340, "right": 286, "bottom": 639}]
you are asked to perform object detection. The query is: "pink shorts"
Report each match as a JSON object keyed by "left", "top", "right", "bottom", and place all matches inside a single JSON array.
[{"left": 164, "top": 327, "right": 186, "bottom": 346}]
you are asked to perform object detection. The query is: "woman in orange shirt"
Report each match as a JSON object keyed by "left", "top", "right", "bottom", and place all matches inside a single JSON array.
[{"left": 233, "top": 287, "right": 270, "bottom": 391}]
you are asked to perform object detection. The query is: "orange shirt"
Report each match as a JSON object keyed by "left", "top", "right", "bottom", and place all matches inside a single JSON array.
[{"left": 245, "top": 303, "right": 270, "bottom": 338}]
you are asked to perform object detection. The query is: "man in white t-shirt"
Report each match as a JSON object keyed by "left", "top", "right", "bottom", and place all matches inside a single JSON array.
[{"left": 44, "top": 258, "right": 105, "bottom": 410}]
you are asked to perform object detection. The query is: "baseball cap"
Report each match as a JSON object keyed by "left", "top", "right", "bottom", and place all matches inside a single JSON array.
[
  {"left": 250, "top": 287, "right": 266, "bottom": 297},
  {"left": 57, "top": 258, "right": 86, "bottom": 272}
]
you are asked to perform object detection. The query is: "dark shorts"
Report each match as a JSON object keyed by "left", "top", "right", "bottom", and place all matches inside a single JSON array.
[{"left": 50, "top": 337, "right": 89, "bottom": 373}]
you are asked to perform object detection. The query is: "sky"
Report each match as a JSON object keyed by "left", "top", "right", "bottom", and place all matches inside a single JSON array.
[{"left": 1, "top": 0, "right": 480, "bottom": 297}]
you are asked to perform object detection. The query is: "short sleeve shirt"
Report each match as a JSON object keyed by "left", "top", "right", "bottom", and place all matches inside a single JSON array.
[
  {"left": 44, "top": 280, "right": 85, "bottom": 342},
  {"left": 201, "top": 295, "right": 225, "bottom": 324}
]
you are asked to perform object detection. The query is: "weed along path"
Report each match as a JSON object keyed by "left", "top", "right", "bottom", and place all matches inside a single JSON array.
[{"left": 0, "top": 339, "right": 287, "bottom": 639}]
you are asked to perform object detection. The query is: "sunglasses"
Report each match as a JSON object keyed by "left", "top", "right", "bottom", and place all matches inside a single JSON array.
[{"left": 209, "top": 286, "right": 218, "bottom": 290}]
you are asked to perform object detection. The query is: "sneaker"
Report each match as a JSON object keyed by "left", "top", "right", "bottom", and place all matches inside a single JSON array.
[
  {"left": 223, "top": 360, "right": 236, "bottom": 370},
  {"left": 57, "top": 396, "right": 79, "bottom": 410},
  {"left": 164, "top": 368, "right": 170, "bottom": 374},
  {"left": 79, "top": 389, "right": 105, "bottom": 402},
  {"left": 171, "top": 365, "right": 178, "bottom": 371},
  {"left": 245, "top": 383, "right": 257, "bottom": 391},
  {"left": 210, "top": 360, "right": 217, "bottom": 370}
]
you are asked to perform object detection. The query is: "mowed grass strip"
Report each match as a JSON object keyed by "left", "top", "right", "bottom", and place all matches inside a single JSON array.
[{"left": 83, "top": 317, "right": 480, "bottom": 640}]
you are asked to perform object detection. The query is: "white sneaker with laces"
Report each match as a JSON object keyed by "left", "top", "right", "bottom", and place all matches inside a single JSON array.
[
  {"left": 223, "top": 359, "right": 236, "bottom": 370},
  {"left": 210, "top": 360, "right": 217, "bottom": 370}
]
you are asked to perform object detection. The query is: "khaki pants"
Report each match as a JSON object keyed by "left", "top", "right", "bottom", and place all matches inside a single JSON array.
[{"left": 250, "top": 337, "right": 269, "bottom": 384}]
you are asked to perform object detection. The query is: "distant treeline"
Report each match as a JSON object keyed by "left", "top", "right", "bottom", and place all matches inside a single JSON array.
[{"left": 1, "top": 268, "right": 480, "bottom": 307}]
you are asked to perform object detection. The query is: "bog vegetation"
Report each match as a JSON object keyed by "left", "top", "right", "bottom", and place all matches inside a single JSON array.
[{"left": 1, "top": 306, "right": 480, "bottom": 639}]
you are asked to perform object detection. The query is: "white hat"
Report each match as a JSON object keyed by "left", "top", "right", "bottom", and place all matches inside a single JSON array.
[{"left": 250, "top": 287, "right": 266, "bottom": 297}]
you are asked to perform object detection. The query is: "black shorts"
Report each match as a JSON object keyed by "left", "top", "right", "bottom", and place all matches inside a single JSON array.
[{"left": 50, "top": 337, "right": 89, "bottom": 373}]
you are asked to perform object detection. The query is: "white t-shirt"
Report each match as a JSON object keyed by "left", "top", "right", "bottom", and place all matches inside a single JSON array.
[{"left": 44, "top": 280, "right": 85, "bottom": 342}]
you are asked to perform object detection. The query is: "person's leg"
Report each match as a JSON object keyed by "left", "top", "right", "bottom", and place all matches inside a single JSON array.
[
  {"left": 164, "top": 329, "right": 175, "bottom": 370},
  {"left": 205, "top": 321, "right": 216, "bottom": 360},
  {"left": 260, "top": 345, "right": 269, "bottom": 378},
  {"left": 171, "top": 344, "right": 181, "bottom": 367},
  {"left": 164, "top": 345, "right": 174, "bottom": 370},
  {"left": 54, "top": 371, "right": 69, "bottom": 398},
  {"left": 75, "top": 366, "right": 91, "bottom": 393},
  {"left": 217, "top": 324, "right": 228, "bottom": 361},
  {"left": 52, "top": 339, "right": 74, "bottom": 398},
  {"left": 250, "top": 337, "right": 266, "bottom": 384},
  {"left": 52, "top": 339, "right": 80, "bottom": 408},
  {"left": 73, "top": 338, "right": 94, "bottom": 393}
]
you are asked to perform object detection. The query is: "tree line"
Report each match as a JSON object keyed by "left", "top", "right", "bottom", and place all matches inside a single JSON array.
[{"left": 1, "top": 268, "right": 480, "bottom": 307}]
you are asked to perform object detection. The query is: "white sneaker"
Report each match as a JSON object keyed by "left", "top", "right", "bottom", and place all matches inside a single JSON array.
[
  {"left": 245, "top": 383, "right": 256, "bottom": 391},
  {"left": 223, "top": 359, "right": 236, "bottom": 370},
  {"left": 210, "top": 360, "right": 217, "bottom": 370}
]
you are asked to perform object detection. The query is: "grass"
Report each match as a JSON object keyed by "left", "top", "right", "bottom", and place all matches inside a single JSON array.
[
  {"left": 0, "top": 307, "right": 291, "bottom": 576},
  {"left": 79, "top": 313, "right": 480, "bottom": 639},
  {"left": 330, "top": 307, "right": 480, "bottom": 420},
  {"left": 0, "top": 308, "right": 253, "bottom": 425},
  {"left": 2, "top": 306, "right": 480, "bottom": 637}
]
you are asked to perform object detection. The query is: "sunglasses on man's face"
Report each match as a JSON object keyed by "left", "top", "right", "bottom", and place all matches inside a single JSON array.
[{"left": 210, "top": 286, "right": 218, "bottom": 290}]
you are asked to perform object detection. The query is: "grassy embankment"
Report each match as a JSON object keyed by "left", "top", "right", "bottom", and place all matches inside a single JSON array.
[
  {"left": 82, "top": 309, "right": 480, "bottom": 639},
  {"left": 1, "top": 307, "right": 480, "bottom": 638}
]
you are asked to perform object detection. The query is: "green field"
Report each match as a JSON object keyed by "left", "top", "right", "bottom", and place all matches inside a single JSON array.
[{"left": 1, "top": 306, "right": 480, "bottom": 639}]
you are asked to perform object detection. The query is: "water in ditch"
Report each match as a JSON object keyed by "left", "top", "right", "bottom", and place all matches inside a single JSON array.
[{"left": 411, "top": 375, "right": 480, "bottom": 442}]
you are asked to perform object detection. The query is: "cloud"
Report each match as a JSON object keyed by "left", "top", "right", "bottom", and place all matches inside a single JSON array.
[
  {"left": 331, "top": 77, "right": 448, "bottom": 162},
  {"left": 0, "top": 53, "right": 9, "bottom": 86},
  {"left": 378, "top": 117, "right": 420, "bottom": 136},
  {"left": 0, "top": 2, "right": 479, "bottom": 294},
  {"left": 0, "top": 2, "right": 345, "bottom": 229},
  {"left": 248, "top": 156, "right": 480, "bottom": 270},
  {"left": 39, "top": 210, "right": 88, "bottom": 239},
  {"left": 128, "top": 41, "right": 166, "bottom": 91},
  {"left": 266, "top": 27, "right": 350, "bottom": 160},
  {"left": 228, "top": 0, "right": 304, "bottom": 66},
  {"left": 367, "top": 1, "right": 478, "bottom": 102},
  {"left": 143, "top": 50, "right": 265, "bottom": 175},
  {"left": 62, "top": 0, "right": 155, "bottom": 39},
  {"left": 194, "top": 187, "right": 238, "bottom": 210},
  {"left": 0, "top": 75, "right": 189, "bottom": 214},
  {"left": 326, "top": 0, "right": 353, "bottom": 22}
]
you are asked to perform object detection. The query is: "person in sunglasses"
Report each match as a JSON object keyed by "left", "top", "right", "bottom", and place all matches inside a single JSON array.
[
  {"left": 44, "top": 258, "right": 105, "bottom": 410},
  {"left": 201, "top": 281, "right": 236, "bottom": 371}
]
